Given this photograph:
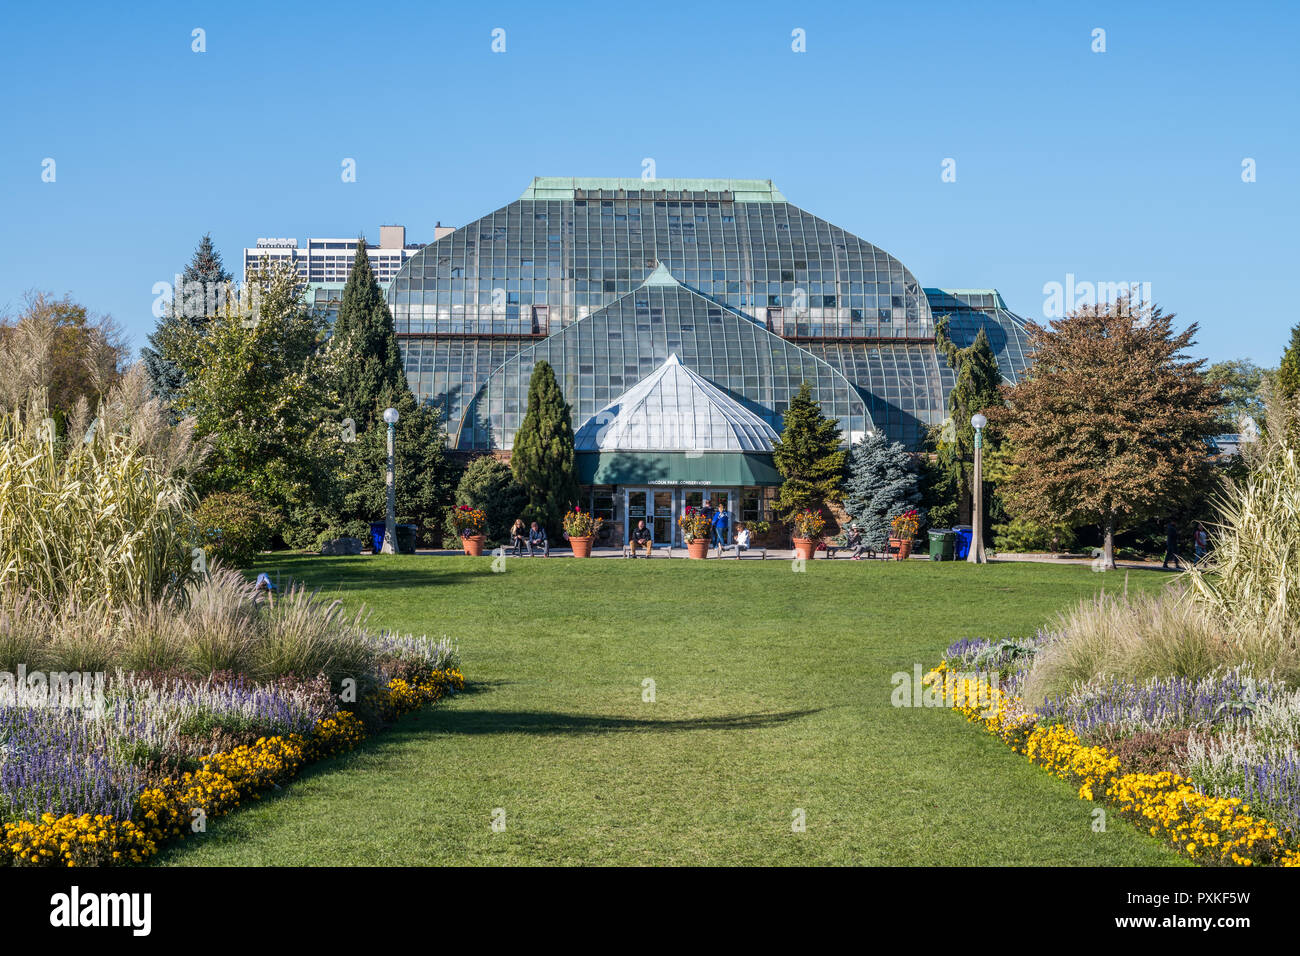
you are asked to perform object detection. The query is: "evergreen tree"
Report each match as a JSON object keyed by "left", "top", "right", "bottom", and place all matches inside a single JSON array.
[
  {"left": 448, "top": 456, "right": 527, "bottom": 543},
  {"left": 842, "top": 431, "right": 923, "bottom": 551},
  {"left": 1278, "top": 322, "right": 1300, "bottom": 403},
  {"left": 337, "top": 384, "right": 456, "bottom": 544},
  {"left": 327, "top": 238, "right": 455, "bottom": 538},
  {"left": 172, "top": 260, "right": 336, "bottom": 537},
  {"left": 141, "top": 233, "right": 232, "bottom": 405},
  {"left": 511, "top": 360, "right": 579, "bottom": 534},
  {"left": 330, "top": 239, "right": 407, "bottom": 430},
  {"left": 771, "top": 382, "right": 846, "bottom": 519},
  {"left": 928, "top": 320, "right": 1004, "bottom": 527}
]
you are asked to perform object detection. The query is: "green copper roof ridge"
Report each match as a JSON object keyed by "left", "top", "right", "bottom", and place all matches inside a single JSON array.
[{"left": 519, "top": 177, "right": 786, "bottom": 202}]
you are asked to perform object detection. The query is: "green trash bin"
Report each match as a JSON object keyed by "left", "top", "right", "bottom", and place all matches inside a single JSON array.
[
  {"left": 928, "top": 529, "right": 954, "bottom": 561},
  {"left": 394, "top": 523, "right": 419, "bottom": 555}
]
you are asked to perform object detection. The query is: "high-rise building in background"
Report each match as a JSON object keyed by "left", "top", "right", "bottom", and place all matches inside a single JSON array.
[{"left": 243, "top": 224, "right": 454, "bottom": 321}]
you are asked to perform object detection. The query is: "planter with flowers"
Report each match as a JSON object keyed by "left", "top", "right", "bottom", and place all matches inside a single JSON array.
[
  {"left": 790, "top": 509, "right": 826, "bottom": 560},
  {"left": 678, "top": 507, "right": 714, "bottom": 559},
  {"left": 889, "top": 509, "right": 920, "bottom": 560},
  {"left": 563, "top": 506, "right": 603, "bottom": 557},
  {"left": 450, "top": 505, "right": 488, "bottom": 556}
]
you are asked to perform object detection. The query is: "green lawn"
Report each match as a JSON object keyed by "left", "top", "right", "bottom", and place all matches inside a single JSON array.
[{"left": 159, "top": 555, "right": 1186, "bottom": 866}]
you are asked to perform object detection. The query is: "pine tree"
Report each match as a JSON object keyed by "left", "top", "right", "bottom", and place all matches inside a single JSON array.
[
  {"left": 998, "top": 298, "right": 1223, "bottom": 569},
  {"left": 771, "top": 382, "right": 846, "bottom": 519},
  {"left": 328, "top": 238, "right": 454, "bottom": 537},
  {"left": 1278, "top": 322, "right": 1300, "bottom": 403},
  {"left": 330, "top": 238, "right": 407, "bottom": 430},
  {"left": 842, "top": 432, "right": 923, "bottom": 551},
  {"left": 929, "top": 321, "right": 1004, "bottom": 527},
  {"left": 141, "top": 233, "right": 232, "bottom": 405},
  {"left": 511, "top": 360, "right": 580, "bottom": 534}
]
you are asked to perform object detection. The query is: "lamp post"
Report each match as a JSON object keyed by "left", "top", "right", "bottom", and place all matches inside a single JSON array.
[
  {"left": 381, "top": 406, "right": 399, "bottom": 554},
  {"left": 968, "top": 413, "right": 988, "bottom": 564}
]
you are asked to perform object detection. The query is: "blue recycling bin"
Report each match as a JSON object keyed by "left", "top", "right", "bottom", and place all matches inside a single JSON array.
[
  {"left": 369, "top": 522, "right": 386, "bottom": 553},
  {"left": 952, "top": 525, "right": 973, "bottom": 560}
]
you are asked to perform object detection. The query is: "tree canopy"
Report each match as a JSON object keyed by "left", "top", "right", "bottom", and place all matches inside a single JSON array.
[{"left": 995, "top": 298, "right": 1222, "bottom": 568}]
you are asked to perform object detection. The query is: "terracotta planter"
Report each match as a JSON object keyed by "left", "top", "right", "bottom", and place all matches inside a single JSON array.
[
  {"left": 569, "top": 535, "right": 593, "bottom": 558},
  {"left": 462, "top": 534, "right": 486, "bottom": 556},
  {"left": 792, "top": 537, "right": 818, "bottom": 561},
  {"left": 686, "top": 538, "right": 710, "bottom": 560},
  {"left": 890, "top": 537, "right": 913, "bottom": 561}
]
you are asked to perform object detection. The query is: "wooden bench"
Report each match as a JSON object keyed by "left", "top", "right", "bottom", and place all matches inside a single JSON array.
[{"left": 622, "top": 543, "right": 673, "bottom": 558}]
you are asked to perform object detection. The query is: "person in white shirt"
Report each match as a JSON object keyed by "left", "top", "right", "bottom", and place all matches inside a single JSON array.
[{"left": 731, "top": 524, "right": 752, "bottom": 558}]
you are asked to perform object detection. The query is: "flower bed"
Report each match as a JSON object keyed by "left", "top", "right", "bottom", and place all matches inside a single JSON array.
[
  {"left": 926, "top": 652, "right": 1300, "bottom": 867},
  {"left": 1, "top": 667, "right": 463, "bottom": 867}
]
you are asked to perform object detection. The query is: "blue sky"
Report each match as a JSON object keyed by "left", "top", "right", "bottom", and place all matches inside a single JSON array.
[{"left": 2, "top": 0, "right": 1296, "bottom": 367}]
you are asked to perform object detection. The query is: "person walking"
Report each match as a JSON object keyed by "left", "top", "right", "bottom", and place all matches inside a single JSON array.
[
  {"left": 711, "top": 503, "right": 729, "bottom": 555},
  {"left": 1193, "top": 522, "right": 1209, "bottom": 565},
  {"left": 1162, "top": 519, "right": 1181, "bottom": 570}
]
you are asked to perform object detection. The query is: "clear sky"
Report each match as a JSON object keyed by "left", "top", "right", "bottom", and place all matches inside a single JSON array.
[{"left": 2, "top": 0, "right": 1295, "bottom": 367}]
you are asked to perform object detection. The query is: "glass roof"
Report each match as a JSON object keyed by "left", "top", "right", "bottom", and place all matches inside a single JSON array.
[
  {"left": 389, "top": 179, "right": 1036, "bottom": 451},
  {"left": 574, "top": 353, "right": 780, "bottom": 453},
  {"left": 456, "top": 270, "right": 870, "bottom": 450}
]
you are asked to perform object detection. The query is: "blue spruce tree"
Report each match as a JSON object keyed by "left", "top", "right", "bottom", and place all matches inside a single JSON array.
[{"left": 842, "top": 432, "right": 924, "bottom": 551}]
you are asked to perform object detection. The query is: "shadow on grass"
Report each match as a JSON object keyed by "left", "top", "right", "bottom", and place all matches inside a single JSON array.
[
  {"left": 153, "top": 704, "right": 821, "bottom": 864},
  {"left": 407, "top": 707, "right": 823, "bottom": 736},
  {"left": 256, "top": 569, "right": 465, "bottom": 593}
]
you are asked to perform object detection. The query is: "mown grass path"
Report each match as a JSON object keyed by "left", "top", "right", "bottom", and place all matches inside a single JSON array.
[{"left": 160, "top": 556, "right": 1185, "bottom": 866}]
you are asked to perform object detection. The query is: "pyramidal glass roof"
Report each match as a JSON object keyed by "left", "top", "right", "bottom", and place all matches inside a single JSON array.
[{"left": 574, "top": 353, "right": 780, "bottom": 453}]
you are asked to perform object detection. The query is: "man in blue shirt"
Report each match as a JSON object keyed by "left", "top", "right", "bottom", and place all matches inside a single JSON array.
[{"left": 528, "top": 521, "right": 549, "bottom": 557}]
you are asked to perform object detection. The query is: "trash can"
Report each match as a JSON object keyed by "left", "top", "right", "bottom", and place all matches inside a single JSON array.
[
  {"left": 928, "top": 528, "right": 954, "bottom": 561},
  {"left": 952, "top": 525, "right": 973, "bottom": 560},
  {"left": 370, "top": 522, "right": 418, "bottom": 554},
  {"left": 395, "top": 523, "right": 418, "bottom": 555}
]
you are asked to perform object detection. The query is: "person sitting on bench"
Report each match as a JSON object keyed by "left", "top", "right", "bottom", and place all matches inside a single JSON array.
[
  {"left": 845, "top": 524, "right": 866, "bottom": 560},
  {"left": 728, "top": 524, "right": 752, "bottom": 558},
  {"left": 509, "top": 518, "right": 527, "bottom": 556},
  {"left": 527, "top": 521, "right": 549, "bottom": 557},
  {"left": 630, "top": 519, "right": 653, "bottom": 558}
]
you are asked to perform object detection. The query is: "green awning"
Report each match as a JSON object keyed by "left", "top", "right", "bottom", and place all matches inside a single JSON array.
[{"left": 576, "top": 452, "right": 782, "bottom": 486}]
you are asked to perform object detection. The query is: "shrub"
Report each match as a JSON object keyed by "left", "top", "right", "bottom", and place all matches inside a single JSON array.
[
  {"left": 1091, "top": 728, "right": 1191, "bottom": 774},
  {"left": 194, "top": 491, "right": 273, "bottom": 569},
  {"left": 992, "top": 515, "right": 1078, "bottom": 554},
  {"left": 450, "top": 456, "right": 525, "bottom": 543}
]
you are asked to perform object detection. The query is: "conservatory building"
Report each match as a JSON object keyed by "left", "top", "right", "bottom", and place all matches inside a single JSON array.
[{"left": 387, "top": 177, "right": 1035, "bottom": 547}]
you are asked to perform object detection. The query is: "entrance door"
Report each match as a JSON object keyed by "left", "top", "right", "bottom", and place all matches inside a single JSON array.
[
  {"left": 625, "top": 488, "right": 678, "bottom": 548},
  {"left": 679, "top": 489, "right": 734, "bottom": 545},
  {"left": 626, "top": 490, "right": 648, "bottom": 546},
  {"left": 652, "top": 491, "right": 674, "bottom": 547}
]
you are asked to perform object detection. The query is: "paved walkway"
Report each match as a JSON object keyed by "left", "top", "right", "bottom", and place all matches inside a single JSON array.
[{"left": 410, "top": 546, "right": 1174, "bottom": 569}]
